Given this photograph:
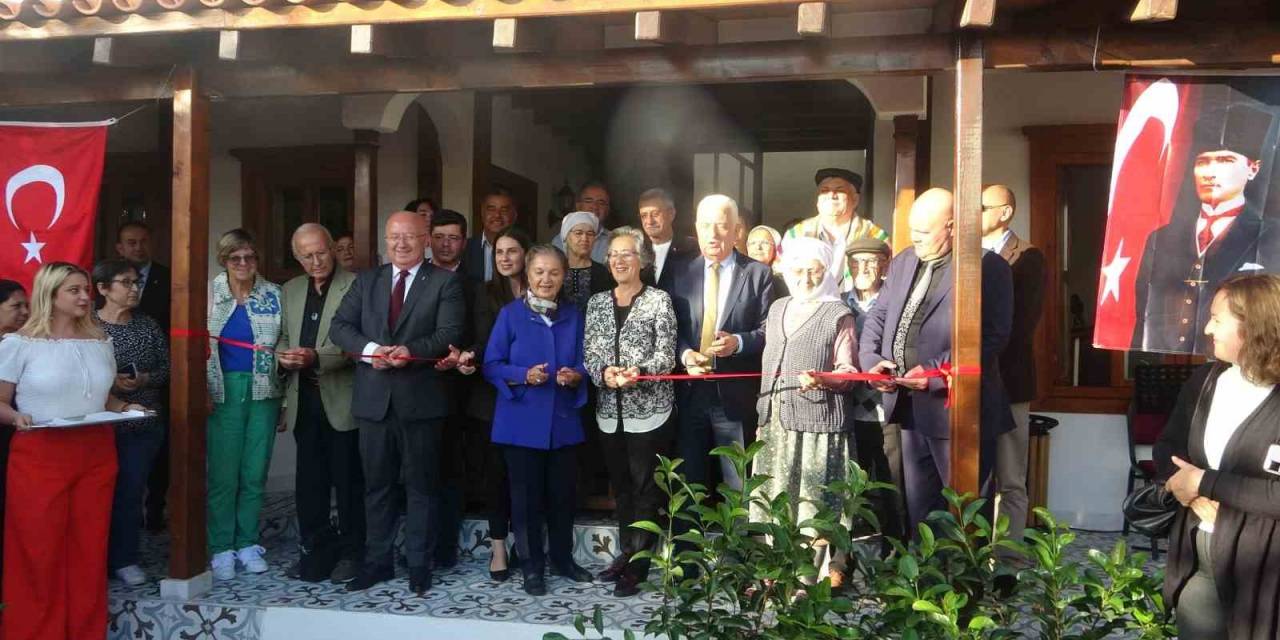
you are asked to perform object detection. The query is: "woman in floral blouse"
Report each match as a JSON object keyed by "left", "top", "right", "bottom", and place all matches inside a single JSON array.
[
  {"left": 583, "top": 226, "right": 677, "bottom": 598},
  {"left": 205, "top": 228, "right": 283, "bottom": 581}
]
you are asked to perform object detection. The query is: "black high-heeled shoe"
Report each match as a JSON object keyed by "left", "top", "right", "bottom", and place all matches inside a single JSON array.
[{"left": 490, "top": 543, "right": 518, "bottom": 582}]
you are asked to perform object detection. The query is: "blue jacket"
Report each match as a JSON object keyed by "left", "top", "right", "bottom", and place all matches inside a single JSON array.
[{"left": 484, "top": 299, "right": 588, "bottom": 450}]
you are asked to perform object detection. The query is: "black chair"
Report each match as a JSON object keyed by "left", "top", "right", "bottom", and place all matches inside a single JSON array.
[{"left": 1124, "top": 364, "right": 1197, "bottom": 559}]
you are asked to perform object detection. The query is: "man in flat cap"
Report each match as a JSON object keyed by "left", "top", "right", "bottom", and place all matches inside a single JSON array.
[
  {"left": 785, "top": 168, "right": 889, "bottom": 293},
  {"left": 1132, "top": 101, "right": 1275, "bottom": 353}
]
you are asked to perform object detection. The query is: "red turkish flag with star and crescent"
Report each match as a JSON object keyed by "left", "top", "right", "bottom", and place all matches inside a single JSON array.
[
  {"left": 1092, "top": 76, "right": 1201, "bottom": 350},
  {"left": 0, "top": 123, "right": 107, "bottom": 290}
]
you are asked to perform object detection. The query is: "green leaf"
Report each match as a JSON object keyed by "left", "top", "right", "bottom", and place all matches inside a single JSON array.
[
  {"left": 593, "top": 606, "right": 605, "bottom": 634},
  {"left": 912, "top": 600, "right": 942, "bottom": 614},
  {"left": 573, "top": 613, "right": 586, "bottom": 636},
  {"left": 630, "top": 520, "right": 665, "bottom": 536},
  {"left": 898, "top": 555, "right": 919, "bottom": 581}
]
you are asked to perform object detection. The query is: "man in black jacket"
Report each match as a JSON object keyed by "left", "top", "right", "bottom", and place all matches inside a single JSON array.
[{"left": 637, "top": 187, "right": 698, "bottom": 290}]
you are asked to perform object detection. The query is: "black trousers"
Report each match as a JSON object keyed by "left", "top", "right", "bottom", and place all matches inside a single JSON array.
[
  {"left": 295, "top": 383, "right": 366, "bottom": 561},
  {"left": 358, "top": 408, "right": 442, "bottom": 570},
  {"left": 431, "top": 414, "right": 467, "bottom": 564},
  {"left": 504, "top": 444, "right": 577, "bottom": 574},
  {"left": 854, "top": 420, "right": 907, "bottom": 541},
  {"left": 486, "top": 441, "right": 513, "bottom": 540},
  {"left": 601, "top": 419, "right": 671, "bottom": 579},
  {"left": 144, "top": 419, "right": 169, "bottom": 526}
]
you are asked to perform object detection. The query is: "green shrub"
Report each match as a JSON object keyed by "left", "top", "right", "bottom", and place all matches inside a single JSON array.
[{"left": 545, "top": 442, "right": 1174, "bottom": 640}]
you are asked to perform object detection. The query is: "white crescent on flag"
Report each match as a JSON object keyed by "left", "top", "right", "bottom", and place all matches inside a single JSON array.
[
  {"left": 4, "top": 164, "right": 66, "bottom": 231},
  {"left": 1107, "top": 79, "right": 1179, "bottom": 215}
]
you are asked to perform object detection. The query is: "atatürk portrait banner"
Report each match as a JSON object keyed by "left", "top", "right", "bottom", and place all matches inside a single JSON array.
[{"left": 1095, "top": 75, "right": 1280, "bottom": 355}]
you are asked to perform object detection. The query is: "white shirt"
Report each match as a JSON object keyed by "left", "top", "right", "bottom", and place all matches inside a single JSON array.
[
  {"left": 1195, "top": 195, "right": 1247, "bottom": 256},
  {"left": 136, "top": 261, "right": 153, "bottom": 297},
  {"left": 362, "top": 260, "right": 424, "bottom": 359},
  {"left": 481, "top": 236, "right": 494, "bottom": 281},
  {"left": 0, "top": 335, "right": 116, "bottom": 423},
  {"left": 1200, "top": 365, "right": 1275, "bottom": 532},
  {"left": 652, "top": 239, "right": 673, "bottom": 281},
  {"left": 981, "top": 229, "right": 1012, "bottom": 253}
]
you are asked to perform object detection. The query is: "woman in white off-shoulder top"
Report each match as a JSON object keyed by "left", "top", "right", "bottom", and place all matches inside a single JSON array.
[{"left": 0, "top": 262, "right": 146, "bottom": 640}]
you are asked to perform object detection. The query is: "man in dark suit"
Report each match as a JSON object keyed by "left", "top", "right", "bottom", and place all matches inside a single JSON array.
[
  {"left": 463, "top": 188, "right": 517, "bottom": 282},
  {"left": 981, "top": 185, "right": 1045, "bottom": 548},
  {"left": 668, "top": 194, "right": 775, "bottom": 492},
  {"left": 636, "top": 187, "right": 698, "bottom": 290},
  {"left": 1131, "top": 102, "right": 1273, "bottom": 354},
  {"left": 115, "top": 221, "right": 171, "bottom": 533},
  {"left": 330, "top": 210, "right": 467, "bottom": 595},
  {"left": 859, "top": 188, "right": 1014, "bottom": 531}
]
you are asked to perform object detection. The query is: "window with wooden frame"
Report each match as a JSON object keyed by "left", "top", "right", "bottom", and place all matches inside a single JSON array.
[{"left": 231, "top": 145, "right": 357, "bottom": 283}]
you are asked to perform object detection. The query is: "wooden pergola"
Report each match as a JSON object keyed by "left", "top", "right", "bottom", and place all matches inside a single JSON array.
[{"left": 1, "top": 0, "right": 1276, "bottom": 587}]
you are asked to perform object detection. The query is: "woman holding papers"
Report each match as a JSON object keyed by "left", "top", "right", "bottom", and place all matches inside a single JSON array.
[
  {"left": 0, "top": 262, "right": 146, "bottom": 640},
  {"left": 94, "top": 258, "right": 170, "bottom": 587}
]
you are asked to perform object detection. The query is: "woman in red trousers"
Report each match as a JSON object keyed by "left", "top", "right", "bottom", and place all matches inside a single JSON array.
[{"left": 0, "top": 262, "right": 146, "bottom": 640}]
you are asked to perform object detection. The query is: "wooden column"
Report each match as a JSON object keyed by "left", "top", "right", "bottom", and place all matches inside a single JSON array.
[
  {"left": 949, "top": 33, "right": 984, "bottom": 497},
  {"left": 168, "top": 66, "right": 210, "bottom": 580},
  {"left": 352, "top": 129, "right": 380, "bottom": 269}
]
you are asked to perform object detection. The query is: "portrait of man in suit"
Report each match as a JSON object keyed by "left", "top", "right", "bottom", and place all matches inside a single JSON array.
[
  {"left": 329, "top": 210, "right": 466, "bottom": 595},
  {"left": 1132, "top": 101, "right": 1276, "bottom": 353}
]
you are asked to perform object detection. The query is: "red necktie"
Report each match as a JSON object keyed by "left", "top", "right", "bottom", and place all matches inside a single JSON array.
[
  {"left": 1196, "top": 207, "right": 1242, "bottom": 254},
  {"left": 388, "top": 269, "right": 409, "bottom": 331}
]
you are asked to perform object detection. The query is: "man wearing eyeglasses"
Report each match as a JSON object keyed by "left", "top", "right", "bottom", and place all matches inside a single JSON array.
[
  {"left": 330, "top": 211, "right": 466, "bottom": 596},
  {"left": 276, "top": 223, "right": 364, "bottom": 584},
  {"left": 981, "top": 185, "right": 1045, "bottom": 564}
]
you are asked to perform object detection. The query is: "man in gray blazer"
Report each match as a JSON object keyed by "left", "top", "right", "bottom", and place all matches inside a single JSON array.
[
  {"left": 329, "top": 211, "right": 467, "bottom": 595},
  {"left": 277, "top": 223, "right": 362, "bottom": 583}
]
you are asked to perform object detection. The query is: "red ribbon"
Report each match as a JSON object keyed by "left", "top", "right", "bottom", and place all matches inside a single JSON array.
[{"left": 170, "top": 329, "right": 442, "bottom": 363}]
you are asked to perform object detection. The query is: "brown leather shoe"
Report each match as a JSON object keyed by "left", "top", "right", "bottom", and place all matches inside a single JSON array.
[{"left": 597, "top": 555, "right": 629, "bottom": 583}]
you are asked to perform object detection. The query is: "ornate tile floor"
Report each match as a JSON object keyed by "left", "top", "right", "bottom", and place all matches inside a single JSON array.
[{"left": 107, "top": 494, "right": 1164, "bottom": 640}]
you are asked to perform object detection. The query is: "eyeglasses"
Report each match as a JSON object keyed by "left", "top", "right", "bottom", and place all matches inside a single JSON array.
[
  {"left": 386, "top": 233, "right": 424, "bottom": 244},
  {"left": 981, "top": 203, "right": 1010, "bottom": 211},
  {"left": 226, "top": 254, "right": 257, "bottom": 265},
  {"left": 607, "top": 250, "right": 640, "bottom": 261},
  {"left": 112, "top": 279, "right": 142, "bottom": 289}
]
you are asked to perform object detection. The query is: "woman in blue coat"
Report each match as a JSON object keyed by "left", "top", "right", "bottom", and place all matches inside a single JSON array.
[{"left": 484, "top": 244, "right": 592, "bottom": 596}]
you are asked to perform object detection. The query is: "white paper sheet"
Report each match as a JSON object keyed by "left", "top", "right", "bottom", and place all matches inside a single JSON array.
[{"left": 32, "top": 409, "right": 156, "bottom": 429}]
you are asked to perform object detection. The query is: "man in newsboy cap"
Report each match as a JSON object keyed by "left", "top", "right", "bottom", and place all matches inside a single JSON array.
[{"left": 784, "top": 168, "right": 889, "bottom": 293}]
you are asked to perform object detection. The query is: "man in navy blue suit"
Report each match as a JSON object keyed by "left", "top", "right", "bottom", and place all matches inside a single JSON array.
[
  {"left": 667, "top": 194, "right": 776, "bottom": 492},
  {"left": 463, "top": 187, "right": 518, "bottom": 282},
  {"left": 859, "top": 188, "right": 1014, "bottom": 531}
]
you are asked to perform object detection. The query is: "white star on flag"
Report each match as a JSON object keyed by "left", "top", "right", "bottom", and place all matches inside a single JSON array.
[
  {"left": 1099, "top": 240, "right": 1130, "bottom": 304},
  {"left": 20, "top": 231, "right": 45, "bottom": 264}
]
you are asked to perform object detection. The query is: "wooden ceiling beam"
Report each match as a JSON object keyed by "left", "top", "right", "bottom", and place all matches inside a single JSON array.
[
  {"left": 959, "top": 0, "right": 996, "bottom": 28},
  {"left": 349, "top": 24, "right": 429, "bottom": 57},
  {"left": 796, "top": 2, "right": 830, "bottom": 38},
  {"left": 1129, "top": 0, "right": 1177, "bottom": 22},
  {"left": 92, "top": 35, "right": 189, "bottom": 66},
  {"left": 0, "top": 39, "right": 88, "bottom": 73},
  {"left": 634, "top": 10, "right": 717, "bottom": 46},
  {"left": 493, "top": 17, "right": 548, "bottom": 52}
]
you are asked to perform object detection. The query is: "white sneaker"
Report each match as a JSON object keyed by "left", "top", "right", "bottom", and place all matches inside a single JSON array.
[
  {"left": 115, "top": 564, "right": 147, "bottom": 586},
  {"left": 236, "top": 544, "right": 269, "bottom": 574},
  {"left": 211, "top": 550, "right": 237, "bottom": 580}
]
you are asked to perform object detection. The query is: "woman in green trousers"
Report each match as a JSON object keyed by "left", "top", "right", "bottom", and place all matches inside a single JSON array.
[{"left": 206, "top": 228, "right": 284, "bottom": 581}]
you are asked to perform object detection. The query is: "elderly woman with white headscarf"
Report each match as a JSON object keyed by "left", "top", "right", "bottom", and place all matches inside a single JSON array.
[
  {"left": 560, "top": 211, "right": 615, "bottom": 308},
  {"left": 750, "top": 236, "right": 861, "bottom": 588}
]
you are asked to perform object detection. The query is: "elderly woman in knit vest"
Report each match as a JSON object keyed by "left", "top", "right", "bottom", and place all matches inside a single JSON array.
[{"left": 750, "top": 236, "right": 861, "bottom": 588}]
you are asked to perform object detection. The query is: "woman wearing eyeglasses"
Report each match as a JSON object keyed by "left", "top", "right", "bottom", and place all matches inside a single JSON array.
[
  {"left": 92, "top": 259, "right": 170, "bottom": 587},
  {"left": 583, "top": 227, "right": 677, "bottom": 598},
  {"left": 205, "top": 228, "right": 284, "bottom": 581}
]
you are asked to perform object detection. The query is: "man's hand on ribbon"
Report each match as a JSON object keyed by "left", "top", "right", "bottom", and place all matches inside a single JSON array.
[
  {"left": 277, "top": 347, "right": 316, "bottom": 371},
  {"left": 895, "top": 365, "right": 930, "bottom": 391},
  {"left": 386, "top": 346, "right": 411, "bottom": 368},
  {"left": 457, "top": 350, "right": 477, "bottom": 376},
  {"left": 434, "top": 344, "right": 464, "bottom": 371},
  {"left": 867, "top": 361, "right": 898, "bottom": 392},
  {"left": 682, "top": 350, "right": 712, "bottom": 376},
  {"left": 371, "top": 345, "right": 397, "bottom": 370},
  {"left": 705, "top": 331, "right": 739, "bottom": 358}
]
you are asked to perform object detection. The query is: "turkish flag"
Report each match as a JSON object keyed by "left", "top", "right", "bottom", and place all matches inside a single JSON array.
[
  {"left": 1092, "top": 77, "right": 1200, "bottom": 350},
  {"left": 0, "top": 123, "right": 107, "bottom": 290}
]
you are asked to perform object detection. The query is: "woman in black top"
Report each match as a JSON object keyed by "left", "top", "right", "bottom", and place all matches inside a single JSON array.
[
  {"left": 1156, "top": 273, "right": 1280, "bottom": 640},
  {"left": 93, "top": 259, "right": 170, "bottom": 586}
]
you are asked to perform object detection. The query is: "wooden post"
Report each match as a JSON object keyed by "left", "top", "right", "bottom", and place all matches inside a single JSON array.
[
  {"left": 949, "top": 33, "right": 983, "bottom": 497},
  {"left": 891, "top": 115, "right": 920, "bottom": 255},
  {"left": 168, "top": 65, "right": 210, "bottom": 581},
  {"left": 352, "top": 129, "right": 379, "bottom": 269}
]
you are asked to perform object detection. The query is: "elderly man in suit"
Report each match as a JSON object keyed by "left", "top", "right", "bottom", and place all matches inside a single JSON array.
[
  {"left": 276, "top": 223, "right": 363, "bottom": 583},
  {"left": 668, "top": 194, "right": 775, "bottom": 492},
  {"left": 859, "top": 188, "right": 1014, "bottom": 531},
  {"left": 330, "top": 211, "right": 467, "bottom": 595},
  {"left": 980, "top": 185, "right": 1046, "bottom": 549},
  {"left": 636, "top": 187, "right": 698, "bottom": 289}
]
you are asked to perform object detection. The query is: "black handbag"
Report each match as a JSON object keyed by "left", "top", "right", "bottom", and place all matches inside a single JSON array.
[{"left": 1122, "top": 483, "right": 1179, "bottom": 538}]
